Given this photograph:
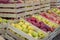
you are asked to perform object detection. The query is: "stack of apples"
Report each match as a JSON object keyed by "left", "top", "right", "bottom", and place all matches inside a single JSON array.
[
  {"left": 11, "top": 19, "right": 48, "bottom": 39},
  {"left": 51, "top": 8, "right": 60, "bottom": 16},
  {"left": 58, "top": 7, "right": 60, "bottom": 9},
  {"left": 26, "top": 17, "right": 54, "bottom": 32},
  {"left": 0, "top": 18, "right": 8, "bottom": 23},
  {"left": 0, "top": 0, "right": 9, "bottom": 3},
  {"left": 32, "top": 14, "right": 59, "bottom": 29},
  {"left": 40, "top": 12, "right": 60, "bottom": 24}
]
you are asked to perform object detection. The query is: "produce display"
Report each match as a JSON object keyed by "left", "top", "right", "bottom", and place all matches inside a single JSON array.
[
  {"left": 32, "top": 14, "right": 59, "bottom": 29},
  {"left": 51, "top": 8, "right": 60, "bottom": 16},
  {"left": 26, "top": 17, "right": 54, "bottom": 32},
  {"left": 40, "top": 12, "right": 60, "bottom": 24},
  {"left": 11, "top": 19, "right": 48, "bottom": 39}
]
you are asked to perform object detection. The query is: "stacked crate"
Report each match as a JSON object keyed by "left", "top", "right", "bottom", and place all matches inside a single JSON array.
[
  {"left": 40, "top": 0, "right": 50, "bottom": 11},
  {"left": 50, "top": 0, "right": 60, "bottom": 8}
]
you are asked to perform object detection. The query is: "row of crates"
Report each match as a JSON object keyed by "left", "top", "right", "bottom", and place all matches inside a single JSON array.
[
  {"left": 50, "top": 0, "right": 60, "bottom": 8},
  {"left": 0, "top": 0, "right": 50, "bottom": 18}
]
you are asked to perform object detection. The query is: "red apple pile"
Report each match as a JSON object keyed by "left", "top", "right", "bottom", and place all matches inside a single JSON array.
[
  {"left": 0, "top": 0, "right": 9, "bottom": 3},
  {"left": 40, "top": 12, "right": 60, "bottom": 24},
  {"left": 0, "top": 0, "right": 23, "bottom": 3},
  {"left": 58, "top": 7, "right": 60, "bottom": 9},
  {"left": 26, "top": 17, "right": 54, "bottom": 32}
]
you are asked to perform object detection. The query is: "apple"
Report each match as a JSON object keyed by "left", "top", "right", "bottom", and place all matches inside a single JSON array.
[
  {"left": 11, "top": 19, "right": 48, "bottom": 39},
  {"left": 52, "top": 8, "right": 57, "bottom": 12},
  {"left": 26, "top": 16, "right": 54, "bottom": 32},
  {"left": 22, "top": 28, "right": 29, "bottom": 33},
  {"left": 28, "top": 33, "right": 32, "bottom": 36},
  {"left": 25, "top": 22, "right": 30, "bottom": 26},
  {"left": 22, "top": 24, "right": 28, "bottom": 29},
  {"left": 3, "top": 19, "right": 8, "bottom": 23},
  {"left": 0, "top": 18, "right": 2, "bottom": 23},
  {"left": 32, "top": 31, "right": 38, "bottom": 38},
  {"left": 33, "top": 14, "right": 59, "bottom": 29},
  {"left": 18, "top": 22, "right": 24, "bottom": 25},
  {"left": 38, "top": 32, "right": 46, "bottom": 39},
  {"left": 28, "top": 26, "right": 34, "bottom": 30}
]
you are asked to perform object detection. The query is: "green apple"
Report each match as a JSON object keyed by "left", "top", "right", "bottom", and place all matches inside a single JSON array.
[
  {"left": 28, "top": 26, "right": 34, "bottom": 30},
  {"left": 32, "top": 31, "right": 38, "bottom": 38},
  {"left": 29, "top": 30, "right": 34, "bottom": 34},
  {"left": 22, "top": 28, "right": 29, "bottom": 33},
  {"left": 28, "top": 33, "right": 32, "bottom": 36},
  {"left": 52, "top": 8, "right": 57, "bottom": 12},
  {"left": 0, "top": 18, "right": 2, "bottom": 23},
  {"left": 19, "top": 22, "right": 24, "bottom": 25},
  {"left": 22, "top": 24, "right": 28, "bottom": 29},
  {"left": 3, "top": 19, "right": 8, "bottom": 23},
  {"left": 38, "top": 32, "right": 46, "bottom": 39},
  {"left": 18, "top": 26, "right": 22, "bottom": 30},
  {"left": 56, "top": 10, "right": 60, "bottom": 14},
  {"left": 25, "top": 22, "right": 30, "bottom": 26}
]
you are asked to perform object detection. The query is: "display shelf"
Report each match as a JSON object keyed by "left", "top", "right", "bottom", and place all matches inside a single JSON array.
[
  {"left": 0, "top": 4, "right": 16, "bottom": 7},
  {"left": 7, "top": 18, "right": 48, "bottom": 40},
  {"left": 0, "top": 0, "right": 50, "bottom": 18},
  {"left": 0, "top": 9, "right": 16, "bottom": 12},
  {"left": 34, "top": 14, "right": 59, "bottom": 28},
  {"left": 0, "top": 13, "right": 20, "bottom": 18}
]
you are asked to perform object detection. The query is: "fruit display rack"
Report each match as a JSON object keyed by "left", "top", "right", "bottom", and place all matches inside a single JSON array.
[
  {"left": 6, "top": 18, "right": 50, "bottom": 40},
  {"left": 48, "top": 8, "right": 60, "bottom": 16},
  {"left": 0, "top": 0, "right": 50, "bottom": 18},
  {"left": 1, "top": 0, "right": 60, "bottom": 40},
  {"left": 5, "top": 15, "right": 60, "bottom": 40}
]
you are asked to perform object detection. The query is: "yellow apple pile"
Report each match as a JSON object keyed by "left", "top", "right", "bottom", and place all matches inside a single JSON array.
[
  {"left": 11, "top": 19, "right": 48, "bottom": 39},
  {"left": 0, "top": 17, "right": 8, "bottom": 23},
  {"left": 33, "top": 14, "right": 59, "bottom": 28},
  {"left": 0, "top": 18, "right": 3, "bottom": 23},
  {"left": 51, "top": 8, "right": 60, "bottom": 16}
]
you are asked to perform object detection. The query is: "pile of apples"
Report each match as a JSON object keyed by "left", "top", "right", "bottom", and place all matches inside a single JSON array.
[
  {"left": 11, "top": 19, "right": 47, "bottom": 39},
  {"left": 32, "top": 14, "right": 59, "bottom": 29},
  {"left": 51, "top": 8, "right": 60, "bottom": 16},
  {"left": 40, "top": 12, "right": 60, "bottom": 24},
  {"left": 0, "top": 0, "right": 24, "bottom": 3},
  {"left": 0, "top": 0, "right": 9, "bottom": 3},
  {"left": 0, "top": 18, "right": 8, "bottom": 23},
  {"left": 26, "top": 17, "right": 54, "bottom": 32}
]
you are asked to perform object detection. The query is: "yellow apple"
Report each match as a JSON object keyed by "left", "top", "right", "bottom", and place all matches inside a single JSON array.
[
  {"left": 0, "top": 18, "right": 2, "bottom": 23},
  {"left": 38, "top": 32, "right": 46, "bottom": 39},
  {"left": 25, "top": 22, "right": 30, "bottom": 26},
  {"left": 19, "top": 22, "right": 24, "bottom": 25},
  {"left": 22, "top": 28, "right": 29, "bottom": 33},
  {"left": 28, "top": 26, "right": 34, "bottom": 30},
  {"left": 28, "top": 33, "right": 32, "bottom": 36},
  {"left": 22, "top": 24, "right": 28, "bottom": 29},
  {"left": 11, "top": 23, "right": 15, "bottom": 26},
  {"left": 32, "top": 31, "right": 38, "bottom": 38}
]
